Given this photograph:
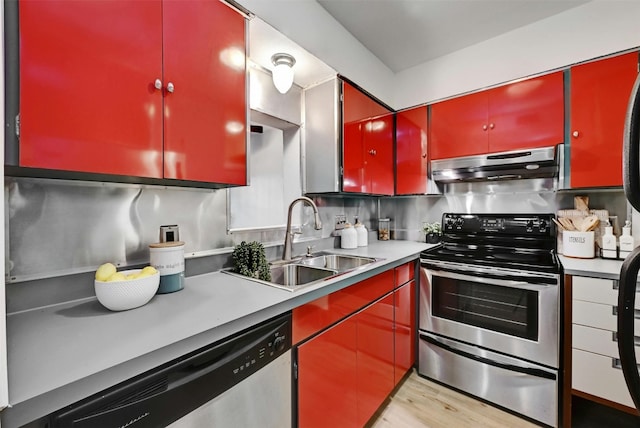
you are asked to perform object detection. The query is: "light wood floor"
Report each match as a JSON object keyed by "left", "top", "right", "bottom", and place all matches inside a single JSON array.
[{"left": 370, "top": 370, "right": 539, "bottom": 428}]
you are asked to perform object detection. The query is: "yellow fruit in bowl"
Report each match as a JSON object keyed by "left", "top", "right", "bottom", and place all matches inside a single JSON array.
[
  {"left": 126, "top": 273, "right": 140, "bottom": 280},
  {"left": 107, "top": 272, "right": 127, "bottom": 282},
  {"left": 95, "top": 263, "right": 117, "bottom": 281},
  {"left": 141, "top": 266, "right": 158, "bottom": 276}
]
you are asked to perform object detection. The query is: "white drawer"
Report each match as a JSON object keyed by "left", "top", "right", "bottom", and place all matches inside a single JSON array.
[
  {"left": 572, "top": 300, "right": 640, "bottom": 332},
  {"left": 573, "top": 275, "right": 640, "bottom": 308},
  {"left": 573, "top": 324, "right": 640, "bottom": 361},
  {"left": 572, "top": 348, "right": 635, "bottom": 408}
]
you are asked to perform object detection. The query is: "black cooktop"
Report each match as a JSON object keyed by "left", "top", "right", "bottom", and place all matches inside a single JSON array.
[{"left": 421, "top": 213, "right": 560, "bottom": 274}]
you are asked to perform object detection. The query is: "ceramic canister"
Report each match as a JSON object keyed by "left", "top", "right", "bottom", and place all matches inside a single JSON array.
[{"left": 149, "top": 241, "right": 185, "bottom": 293}]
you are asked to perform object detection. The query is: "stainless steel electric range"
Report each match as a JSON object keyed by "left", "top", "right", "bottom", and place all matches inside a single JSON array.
[{"left": 419, "top": 213, "right": 561, "bottom": 427}]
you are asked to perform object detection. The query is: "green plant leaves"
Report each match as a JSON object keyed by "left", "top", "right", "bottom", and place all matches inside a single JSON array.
[{"left": 232, "top": 241, "right": 271, "bottom": 282}]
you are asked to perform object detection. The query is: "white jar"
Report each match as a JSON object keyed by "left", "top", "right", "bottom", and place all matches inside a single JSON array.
[
  {"left": 355, "top": 222, "right": 368, "bottom": 247},
  {"left": 341, "top": 223, "right": 358, "bottom": 249}
]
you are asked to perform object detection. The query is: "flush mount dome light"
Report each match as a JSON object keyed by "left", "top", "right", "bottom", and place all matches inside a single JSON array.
[{"left": 271, "top": 53, "right": 296, "bottom": 94}]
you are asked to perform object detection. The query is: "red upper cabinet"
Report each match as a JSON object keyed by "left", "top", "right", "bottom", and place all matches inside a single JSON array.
[
  {"left": 430, "top": 72, "right": 564, "bottom": 159},
  {"left": 342, "top": 81, "right": 394, "bottom": 195},
  {"left": 162, "top": 0, "right": 247, "bottom": 184},
  {"left": 18, "top": 0, "right": 246, "bottom": 186},
  {"left": 19, "top": 0, "right": 164, "bottom": 178},
  {"left": 396, "top": 106, "right": 428, "bottom": 195},
  {"left": 430, "top": 90, "right": 489, "bottom": 160},
  {"left": 569, "top": 51, "right": 639, "bottom": 188},
  {"left": 487, "top": 72, "right": 564, "bottom": 153}
]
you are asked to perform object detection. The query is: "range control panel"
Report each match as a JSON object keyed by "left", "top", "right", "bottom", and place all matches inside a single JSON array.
[{"left": 442, "top": 213, "right": 554, "bottom": 236}]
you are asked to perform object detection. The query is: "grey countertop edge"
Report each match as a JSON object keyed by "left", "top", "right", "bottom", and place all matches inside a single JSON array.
[
  {"left": 2, "top": 240, "right": 431, "bottom": 428},
  {"left": 559, "top": 255, "right": 625, "bottom": 279}
]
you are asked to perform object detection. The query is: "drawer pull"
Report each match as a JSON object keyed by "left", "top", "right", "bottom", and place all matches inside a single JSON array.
[
  {"left": 611, "top": 332, "right": 640, "bottom": 346},
  {"left": 613, "top": 280, "right": 620, "bottom": 290},
  {"left": 612, "top": 306, "right": 640, "bottom": 319},
  {"left": 612, "top": 358, "right": 640, "bottom": 371}
]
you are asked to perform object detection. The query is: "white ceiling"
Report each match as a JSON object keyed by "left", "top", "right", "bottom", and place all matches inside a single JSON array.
[
  {"left": 316, "top": 0, "right": 590, "bottom": 73},
  {"left": 247, "top": 0, "right": 592, "bottom": 89},
  {"left": 249, "top": 18, "right": 337, "bottom": 88}
]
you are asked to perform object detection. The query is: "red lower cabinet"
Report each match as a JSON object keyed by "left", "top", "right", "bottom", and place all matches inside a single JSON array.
[
  {"left": 298, "top": 316, "right": 358, "bottom": 428},
  {"left": 394, "top": 280, "right": 416, "bottom": 384},
  {"left": 356, "top": 293, "right": 395, "bottom": 426}
]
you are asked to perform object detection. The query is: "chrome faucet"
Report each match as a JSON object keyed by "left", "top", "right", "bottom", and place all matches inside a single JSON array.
[{"left": 283, "top": 197, "right": 323, "bottom": 260}]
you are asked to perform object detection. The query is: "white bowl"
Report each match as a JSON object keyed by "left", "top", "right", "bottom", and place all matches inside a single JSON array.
[{"left": 94, "top": 269, "right": 160, "bottom": 311}]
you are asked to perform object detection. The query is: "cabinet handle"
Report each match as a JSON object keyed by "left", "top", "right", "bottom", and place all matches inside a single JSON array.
[
  {"left": 167, "top": 82, "right": 175, "bottom": 93},
  {"left": 572, "top": 131, "right": 579, "bottom": 138},
  {"left": 154, "top": 79, "right": 162, "bottom": 90},
  {"left": 489, "top": 123, "right": 495, "bottom": 130},
  {"left": 611, "top": 331, "right": 640, "bottom": 346},
  {"left": 612, "top": 306, "right": 640, "bottom": 319},
  {"left": 612, "top": 358, "right": 640, "bottom": 370},
  {"left": 369, "top": 149, "right": 377, "bottom": 155},
  {"left": 482, "top": 124, "right": 488, "bottom": 131}
]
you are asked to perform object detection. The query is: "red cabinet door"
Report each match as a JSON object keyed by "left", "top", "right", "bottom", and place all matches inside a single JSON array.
[
  {"left": 298, "top": 316, "right": 358, "bottom": 428},
  {"left": 342, "top": 81, "right": 394, "bottom": 195},
  {"left": 19, "top": 0, "right": 163, "bottom": 177},
  {"left": 366, "top": 112, "right": 394, "bottom": 195},
  {"left": 396, "top": 106, "right": 428, "bottom": 195},
  {"left": 394, "top": 280, "right": 416, "bottom": 385},
  {"left": 488, "top": 71, "right": 564, "bottom": 153},
  {"left": 430, "top": 90, "right": 489, "bottom": 160},
  {"left": 356, "top": 293, "right": 395, "bottom": 426},
  {"left": 570, "top": 52, "right": 638, "bottom": 188},
  {"left": 162, "top": 0, "right": 247, "bottom": 184}
]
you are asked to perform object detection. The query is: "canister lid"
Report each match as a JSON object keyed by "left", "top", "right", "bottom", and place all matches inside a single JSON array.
[{"left": 149, "top": 241, "right": 185, "bottom": 248}]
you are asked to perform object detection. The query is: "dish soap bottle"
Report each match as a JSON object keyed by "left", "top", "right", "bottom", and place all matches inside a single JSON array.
[
  {"left": 341, "top": 222, "right": 358, "bottom": 249},
  {"left": 601, "top": 221, "right": 618, "bottom": 259},
  {"left": 355, "top": 219, "right": 368, "bottom": 247},
  {"left": 619, "top": 220, "right": 635, "bottom": 258}
]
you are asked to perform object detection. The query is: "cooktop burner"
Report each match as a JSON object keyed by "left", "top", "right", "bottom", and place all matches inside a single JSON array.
[{"left": 421, "top": 213, "right": 559, "bottom": 274}]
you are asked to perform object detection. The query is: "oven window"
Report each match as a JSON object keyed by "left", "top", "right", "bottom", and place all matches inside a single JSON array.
[{"left": 432, "top": 276, "right": 538, "bottom": 340}]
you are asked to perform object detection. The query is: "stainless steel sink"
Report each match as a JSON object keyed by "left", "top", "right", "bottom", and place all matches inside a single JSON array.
[
  {"left": 223, "top": 251, "right": 383, "bottom": 292},
  {"left": 299, "top": 253, "right": 377, "bottom": 272},
  {"left": 269, "top": 263, "right": 337, "bottom": 287}
]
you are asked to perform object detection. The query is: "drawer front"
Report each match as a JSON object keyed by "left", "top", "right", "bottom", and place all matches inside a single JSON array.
[
  {"left": 573, "top": 276, "right": 617, "bottom": 305},
  {"left": 573, "top": 275, "right": 640, "bottom": 308},
  {"left": 293, "top": 270, "right": 394, "bottom": 344},
  {"left": 573, "top": 324, "right": 640, "bottom": 361},
  {"left": 572, "top": 348, "right": 635, "bottom": 408},
  {"left": 573, "top": 300, "right": 640, "bottom": 332},
  {"left": 394, "top": 261, "right": 415, "bottom": 287}
]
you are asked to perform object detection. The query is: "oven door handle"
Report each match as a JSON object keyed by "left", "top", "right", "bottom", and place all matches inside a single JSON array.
[
  {"left": 420, "top": 333, "right": 557, "bottom": 380},
  {"left": 425, "top": 267, "right": 556, "bottom": 290}
]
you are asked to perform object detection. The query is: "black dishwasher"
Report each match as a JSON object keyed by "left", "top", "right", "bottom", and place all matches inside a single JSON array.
[{"left": 48, "top": 312, "right": 292, "bottom": 428}]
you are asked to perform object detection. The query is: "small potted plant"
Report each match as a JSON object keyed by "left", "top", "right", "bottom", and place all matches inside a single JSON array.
[{"left": 423, "top": 221, "right": 442, "bottom": 244}]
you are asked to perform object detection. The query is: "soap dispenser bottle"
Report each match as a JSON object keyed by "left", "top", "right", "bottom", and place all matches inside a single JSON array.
[
  {"left": 341, "top": 222, "right": 358, "bottom": 249},
  {"left": 601, "top": 221, "right": 618, "bottom": 259},
  {"left": 620, "top": 220, "right": 635, "bottom": 258},
  {"left": 355, "top": 218, "right": 368, "bottom": 247}
]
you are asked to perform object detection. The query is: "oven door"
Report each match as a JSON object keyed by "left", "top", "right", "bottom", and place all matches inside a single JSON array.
[{"left": 420, "top": 260, "right": 560, "bottom": 368}]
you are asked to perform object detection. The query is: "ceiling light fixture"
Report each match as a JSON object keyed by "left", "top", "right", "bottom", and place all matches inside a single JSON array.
[{"left": 271, "top": 53, "right": 296, "bottom": 94}]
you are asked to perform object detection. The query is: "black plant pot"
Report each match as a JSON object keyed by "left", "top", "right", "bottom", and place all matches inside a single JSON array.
[{"left": 426, "top": 233, "right": 442, "bottom": 244}]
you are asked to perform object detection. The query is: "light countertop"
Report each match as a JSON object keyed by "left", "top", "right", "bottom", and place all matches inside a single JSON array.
[
  {"left": 3, "top": 240, "right": 431, "bottom": 428},
  {"left": 559, "top": 254, "right": 625, "bottom": 279}
]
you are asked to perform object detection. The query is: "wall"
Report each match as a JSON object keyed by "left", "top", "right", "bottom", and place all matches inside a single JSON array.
[{"left": 394, "top": 1, "right": 640, "bottom": 109}]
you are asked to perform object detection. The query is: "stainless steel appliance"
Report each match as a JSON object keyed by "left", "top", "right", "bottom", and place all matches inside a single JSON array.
[
  {"left": 618, "top": 66, "right": 640, "bottom": 412},
  {"left": 44, "top": 313, "right": 292, "bottom": 428},
  {"left": 419, "top": 213, "right": 561, "bottom": 427}
]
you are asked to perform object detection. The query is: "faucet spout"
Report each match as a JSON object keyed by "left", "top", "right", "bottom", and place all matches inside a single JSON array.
[{"left": 283, "top": 197, "right": 322, "bottom": 261}]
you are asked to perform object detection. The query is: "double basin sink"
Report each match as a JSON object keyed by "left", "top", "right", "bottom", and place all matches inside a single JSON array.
[{"left": 226, "top": 252, "right": 381, "bottom": 292}]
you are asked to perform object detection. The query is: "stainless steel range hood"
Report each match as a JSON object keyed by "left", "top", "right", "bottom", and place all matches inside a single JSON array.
[{"left": 431, "top": 146, "right": 562, "bottom": 184}]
